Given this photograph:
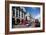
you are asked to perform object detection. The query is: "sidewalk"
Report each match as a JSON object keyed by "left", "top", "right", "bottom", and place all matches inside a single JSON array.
[{"left": 13, "top": 24, "right": 34, "bottom": 28}]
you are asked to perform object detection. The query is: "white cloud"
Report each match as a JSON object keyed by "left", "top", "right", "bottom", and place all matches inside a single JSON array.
[
  {"left": 35, "top": 14, "right": 40, "bottom": 19},
  {"left": 35, "top": 14, "right": 41, "bottom": 22}
]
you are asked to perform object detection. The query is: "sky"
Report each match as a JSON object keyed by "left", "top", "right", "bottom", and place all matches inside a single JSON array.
[
  {"left": 12, "top": 6, "right": 40, "bottom": 19},
  {"left": 24, "top": 7, "right": 40, "bottom": 19}
]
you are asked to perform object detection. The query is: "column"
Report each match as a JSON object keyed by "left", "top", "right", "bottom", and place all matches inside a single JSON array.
[
  {"left": 20, "top": 11, "right": 22, "bottom": 19},
  {"left": 23, "top": 13, "right": 24, "bottom": 19},
  {"left": 15, "top": 8, "right": 16, "bottom": 17}
]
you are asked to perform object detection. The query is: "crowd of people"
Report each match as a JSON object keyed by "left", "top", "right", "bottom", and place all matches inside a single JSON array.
[{"left": 14, "top": 18, "right": 40, "bottom": 27}]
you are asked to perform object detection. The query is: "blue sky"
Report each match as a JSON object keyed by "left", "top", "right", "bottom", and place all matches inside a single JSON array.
[{"left": 24, "top": 7, "right": 40, "bottom": 18}]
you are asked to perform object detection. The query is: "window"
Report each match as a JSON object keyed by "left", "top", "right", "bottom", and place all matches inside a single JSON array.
[
  {"left": 12, "top": 7, "right": 15, "bottom": 16},
  {"left": 16, "top": 10, "right": 18, "bottom": 17}
]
